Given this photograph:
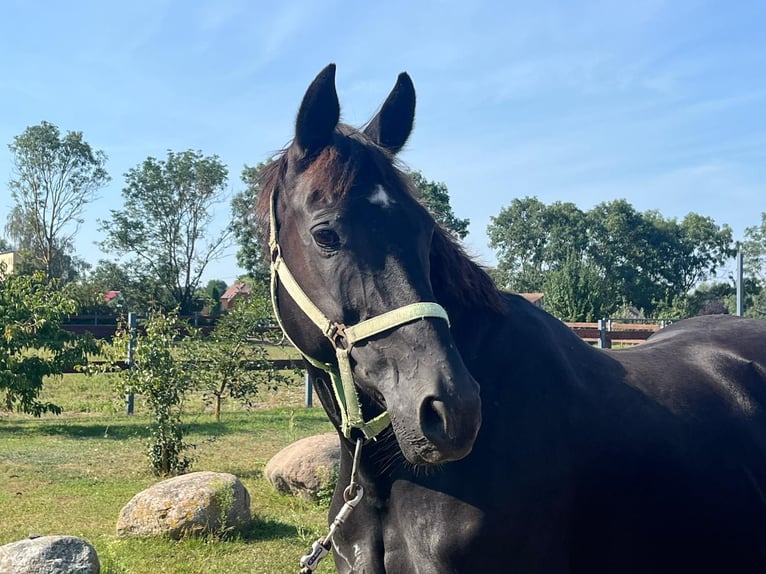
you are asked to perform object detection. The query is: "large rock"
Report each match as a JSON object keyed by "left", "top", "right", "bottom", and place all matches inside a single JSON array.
[
  {"left": 0, "top": 535, "right": 100, "bottom": 574},
  {"left": 265, "top": 433, "right": 340, "bottom": 501},
  {"left": 116, "top": 471, "right": 250, "bottom": 539}
]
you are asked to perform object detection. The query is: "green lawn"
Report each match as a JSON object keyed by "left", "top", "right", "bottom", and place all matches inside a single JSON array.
[{"left": 0, "top": 373, "right": 340, "bottom": 573}]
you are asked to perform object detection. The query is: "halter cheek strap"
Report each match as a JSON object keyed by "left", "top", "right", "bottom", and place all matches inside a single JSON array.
[{"left": 268, "top": 189, "right": 450, "bottom": 440}]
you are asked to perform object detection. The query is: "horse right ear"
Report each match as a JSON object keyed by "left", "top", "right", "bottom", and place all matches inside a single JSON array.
[{"left": 295, "top": 64, "right": 340, "bottom": 157}]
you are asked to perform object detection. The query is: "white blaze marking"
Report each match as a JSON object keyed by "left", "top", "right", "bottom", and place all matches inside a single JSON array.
[{"left": 369, "top": 185, "right": 394, "bottom": 208}]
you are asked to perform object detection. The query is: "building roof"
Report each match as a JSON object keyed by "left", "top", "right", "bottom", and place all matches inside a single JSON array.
[
  {"left": 220, "top": 282, "right": 251, "bottom": 301},
  {"left": 519, "top": 292, "right": 545, "bottom": 304},
  {"left": 104, "top": 290, "right": 121, "bottom": 303}
]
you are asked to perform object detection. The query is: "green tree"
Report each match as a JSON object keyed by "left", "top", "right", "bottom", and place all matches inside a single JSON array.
[
  {"left": 99, "top": 150, "right": 230, "bottom": 314},
  {"left": 82, "top": 260, "right": 154, "bottom": 314},
  {"left": 586, "top": 200, "right": 663, "bottom": 312},
  {"left": 200, "top": 279, "right": 228, "bottom": 316},
  {"left": 0, "top": 270, "right": 94, "bottom": 415},
  {"left": 742, "top": 212, "right": 766, "bottom": 317},
  {"left": 188, "top": 296, "right": 288, "bottom": 422},
  {"left": 407, "top": 170, "right": 470, "bottom": 240},
  {"left": 6, "top": 121, "right": 109, "bottom": 282},
  {"left": 108, "top": 310, "right": 195, "bottom": 476},
  {"left": 587, "top": 204, "right": 732, "bottom": 314},
  {"left": 231, "top": 164, "right": 270, "bottom": 284},
  {"left": 489, "top": 196, "right": 733, "bottom": 316},
  {"left": 488, "top": 197, "right": 588, "bottom": 292},
  {"left": 543, "top": 252, "right": 612, "bottom": 321},
  {"left": 649, "top": 212, "right": 734, "bottom": 298},
  {"left": 743, "top": 213, "right": 766, "bottom": 276}
]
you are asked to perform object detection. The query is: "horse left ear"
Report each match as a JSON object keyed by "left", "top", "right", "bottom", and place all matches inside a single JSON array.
[
  {"left": 295, "top": 63, "right": 341, "bottom": 157},
  {"left": 364, "top": 72, "right": 416, "bottom": 154}
]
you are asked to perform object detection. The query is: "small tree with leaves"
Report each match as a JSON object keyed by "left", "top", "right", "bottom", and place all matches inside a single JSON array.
[
  {"left": 189, "top": 295, "right": 289, "bottom": 422},
  {"left": 108, "top": 310, "right": 196, "bottom": 476},
  {"left": 0, "top": 268, "right": 94, "bottom": 415}
]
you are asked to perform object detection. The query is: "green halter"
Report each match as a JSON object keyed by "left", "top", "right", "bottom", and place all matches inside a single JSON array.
[{"left": 268, "top": 188, "right": 450, "bottom": 440}]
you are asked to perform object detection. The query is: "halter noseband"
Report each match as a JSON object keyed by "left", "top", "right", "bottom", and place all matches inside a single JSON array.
[{"left": 268, "top": 186, "right": 451, "bottom": 440}]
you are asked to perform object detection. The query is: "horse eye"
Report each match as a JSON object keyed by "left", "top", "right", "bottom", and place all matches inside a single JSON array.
[{"left": 312, "top": 228, "right": 340, "bottom": 250}]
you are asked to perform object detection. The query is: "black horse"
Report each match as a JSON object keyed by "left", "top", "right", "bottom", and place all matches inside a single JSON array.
[{"left": 256, "top": 64, "right": 766, "bottom": 573}]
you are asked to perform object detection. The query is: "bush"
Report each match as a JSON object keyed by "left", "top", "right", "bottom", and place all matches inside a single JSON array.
[
  {"left": 108, "top": 310, "right": 196, "bottom": 476},
  {"left": 0, "top": 270, "right": 95, "bottom": 415},
  {"left": 188, "top": 296, "right": 290, "bottom": 422}
]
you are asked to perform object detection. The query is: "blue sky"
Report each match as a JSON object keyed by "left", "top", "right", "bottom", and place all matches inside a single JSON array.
[{"left": 1, "top": 1, "right": 765, "bottom": 284}]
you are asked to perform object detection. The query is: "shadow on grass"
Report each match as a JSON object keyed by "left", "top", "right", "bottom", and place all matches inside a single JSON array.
[
  {"left": 0, "top": 408, "right": 332, "bottom": 442},
  {"left": 222, "top": 468, "right": 263, "bottom": 480},
  {"left": 1, "top": 416, "right": 265, "bottom": 440},
  {"left": 0, "top": 420, "right": 146, "bottom": 439},
  {"left": 241, "top": 517, "right": 305, "bottom": 542}
]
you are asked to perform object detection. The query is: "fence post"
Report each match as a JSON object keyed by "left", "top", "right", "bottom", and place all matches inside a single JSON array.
[
  {"left": 736, "top": 243, "right": 744, "bottom": 316},
  {"left": 126, "top": 312, "right": 137, "bottom": 415},
  {"left": 304, "top": 371, "right": 313, "bottom": 407},
  {"left": 597, "top": 318, "right": 611, "bottom": 349}
]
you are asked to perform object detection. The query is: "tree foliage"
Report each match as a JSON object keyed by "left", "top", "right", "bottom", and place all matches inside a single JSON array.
[
  {"left": 0, "top": 270, "right": 94, "bottom": 415},
  {"left": 187, "top": 296, "right": 289, "bottom": 422},
  {"left": 407, "top": 170, "right": 470, "bottom": 240},
  {"left": 488, "top": 197, "right": 589, "bottom": 294},
  {"left": 231, "top": 164, "right": 269, "bottom": 284},
  {"left": 488, "top": 196, "right": 734, "bottom": 319},
  {"left": 107, "top": 310, "right": 196, "bottom": 476},
  {"left": 742, "top": 212, "right": 766, "bottom": 317},
  {"left": 542, "top": 253, "right": 611, "bottom": 321},
  {"left": 99, "top": 150, "right": 230, "bottom": 314},
  {"left": 200, "top": 279, "right": 228, "bottom": 316},
  {"left": 6, "top": 121, "right": 109, "bottom": 282}
]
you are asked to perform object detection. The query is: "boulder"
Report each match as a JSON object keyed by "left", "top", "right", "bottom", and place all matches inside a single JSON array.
[
  {"left": 0, "top": 535, "right": 100, "bottom": 574},
  {"left": 116, "top": 471, "right": 250, "bottom": 539},
  {"left": 265, "top": 433, "right": 340, "bottom": 501}
]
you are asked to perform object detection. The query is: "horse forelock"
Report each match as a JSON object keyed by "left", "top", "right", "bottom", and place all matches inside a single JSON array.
[{"left": 254, "top": 125, "right": 406, "bottom": 245}]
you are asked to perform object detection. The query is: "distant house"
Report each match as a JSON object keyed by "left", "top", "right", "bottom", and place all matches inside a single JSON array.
[
  {"left": 104, "top": 290, "right": 121, "bottom": 303},
  {"left": 520, "top": 292, "right": 545, "bottom": 308},
  {"left": 220, "top": 282, "right": 252, "bottom": 311},
  {"left": 0, "top": 251, "right": 20, "bottom": 277}
]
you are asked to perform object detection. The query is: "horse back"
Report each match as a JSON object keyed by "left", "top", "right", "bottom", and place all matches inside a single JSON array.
[{"left": 585, "top": 314, "right": 766, "bottom": 570}]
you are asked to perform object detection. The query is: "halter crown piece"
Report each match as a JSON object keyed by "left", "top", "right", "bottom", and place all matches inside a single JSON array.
[{"left": 268, "top": 187, "right": 451, "bottom": 440}]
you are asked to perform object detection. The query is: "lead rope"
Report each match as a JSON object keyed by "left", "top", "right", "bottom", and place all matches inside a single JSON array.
[{"left": 299, "top": 438, "right": 364, "bottom": 573}]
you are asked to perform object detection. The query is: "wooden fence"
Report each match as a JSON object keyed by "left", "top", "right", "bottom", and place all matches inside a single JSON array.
[
  {"left": 566, "top": 319, "right": 665, "bottom": 349},
  {"left": 62, "top": 316, "right": 666, "bottom": 352},
  {"left": 59, "top": 317, "right": 665, "bottom": 409}
]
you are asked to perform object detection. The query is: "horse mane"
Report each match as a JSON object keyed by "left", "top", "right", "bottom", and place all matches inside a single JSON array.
[
  {"left": 429, "top": 224, "right": 507, "bottom": 313},
  {"left": 253, "top": 127, "right": 507, "bottom": 314}
]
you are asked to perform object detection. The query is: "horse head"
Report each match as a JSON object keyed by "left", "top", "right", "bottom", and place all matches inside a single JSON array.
[{"left": 259, "top": 64, "right": 481, "bottom": 465}]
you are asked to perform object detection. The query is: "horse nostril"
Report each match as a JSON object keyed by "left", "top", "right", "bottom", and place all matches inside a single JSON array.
[{"left": 420, "top": 397, "right": 451, "bottom": 443}]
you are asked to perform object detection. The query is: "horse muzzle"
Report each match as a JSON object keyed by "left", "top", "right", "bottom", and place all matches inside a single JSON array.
[{"left": 415, "top": 389, "right": 482, "bottom": 463}]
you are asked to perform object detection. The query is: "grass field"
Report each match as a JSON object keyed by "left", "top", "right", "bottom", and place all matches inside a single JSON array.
[{"left": 0, "top": 373, "right": 340, "bottom": 573}]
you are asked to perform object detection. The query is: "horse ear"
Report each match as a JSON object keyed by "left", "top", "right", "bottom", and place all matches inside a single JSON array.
[
  {"left": 364, "top": 72, "right": 416, "bottom": 154},
  {"left": 295, "top": 64, "right": 340, "bottom": 156}
]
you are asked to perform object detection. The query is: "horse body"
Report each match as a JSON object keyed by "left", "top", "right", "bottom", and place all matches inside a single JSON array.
[
  {"left": 326, "top": 299, "right": 766, "bottom": 573},
  {"left": 259, "top": 65, "right": 766, "bottom": 573}
]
